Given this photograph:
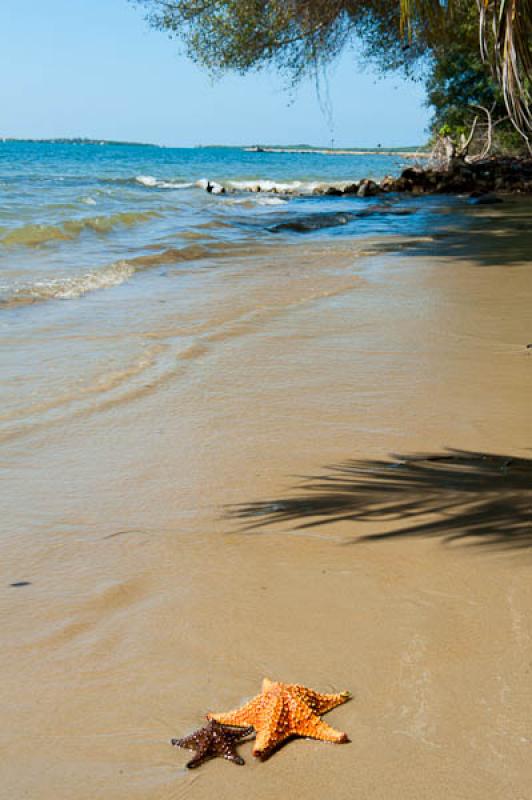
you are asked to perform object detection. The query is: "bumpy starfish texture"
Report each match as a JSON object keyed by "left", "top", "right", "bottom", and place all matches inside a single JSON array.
[
  {"left": 171, "top": 719, "right": 253, "bottom": 769},
  {"left": 208, "top": 678, "right": 350, "bottom": 759}
]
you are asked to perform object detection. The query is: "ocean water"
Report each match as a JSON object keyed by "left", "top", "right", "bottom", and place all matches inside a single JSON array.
[
  {"left": 0, "top": 140, "right": 459, "bottom": 443},
  {"left": 0, "top": 141, "right": 447, "bottom": 306}
]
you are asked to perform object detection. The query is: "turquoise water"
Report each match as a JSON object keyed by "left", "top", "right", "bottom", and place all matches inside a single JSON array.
[{"left": 0, "top": 141, "right": 447, "bottom": 307}]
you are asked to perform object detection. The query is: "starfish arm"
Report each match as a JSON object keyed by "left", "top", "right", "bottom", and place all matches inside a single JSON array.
[
  {"left": 252, "top": 725, "right": 291, "bottom": 759},
  {"left": 171, "top": 734, "right": 201, "bottom": 751},
  {"left": 251, "top": 695, "right": 291, "bottom": 759},
  {"left": 307, "top": 689, "right": 351, "bottom": 715},
  {"left": 185, "top": 751, "right": 209, "bottom": 769},
  {"left": 183, "top": 737, "right": 212, "bottom": 769},
  {"left": 222, "top": 749, "right": 245, "bottom": 765},
  {"left": 224, "top": 725, "right": 254, "bottom": 741},
  {"left": 207, "top": 695, "right": 262, "bottom": 728},
  {"left": 294, "top": 717, "right": 349, "bottom": 744}
]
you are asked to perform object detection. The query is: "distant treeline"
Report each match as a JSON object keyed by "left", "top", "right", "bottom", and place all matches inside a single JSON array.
[
  {"left": 0, "top": 138, "right": 158, "bottom": 147},
  {"left": 3, "top": 139, "right": 425, "bottom": 151}
]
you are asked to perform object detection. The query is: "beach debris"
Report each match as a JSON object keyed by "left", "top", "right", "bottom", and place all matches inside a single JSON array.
[
  {"left": 9, "top": 581, "right": 31, "bottom": 587},
  {"left": 208, "top": 678, "right": 350, "bottom": 760},
  {"left": 171, "top": 719, "right": 253, "bottom": 769}
]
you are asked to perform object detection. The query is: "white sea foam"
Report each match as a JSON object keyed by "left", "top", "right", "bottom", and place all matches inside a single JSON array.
[
  {"left": 136, "top": 174, "right": 350, "bottom": 196},
  {"left": 227, "top": 179, "right": 304, "bottom": 193},
  {"left": 136, "top": 175, "right": 159, "bottom": 187},
  {"left": 211, "top": 178, "right": 347, "bottom": 195},
  {"left": 256, "top": 197, "right": 288, "bottom": 205},
  {"left": 135, "top": 175, "right": 195, "bottom": 189},
  {"left": 225, "top": 179, "right": 330, "bottom": 194},
  {"left": 4, "top": 261, "right": 135, "bottom": 307},
  {"left": 225, "top": 195, "right": 288, "bottom": 207},
  {"left": 197, "top": 177, "right": 310, "bottom": 194},
  {"left": 195, "top": 178, "right": 224, "bottom": 193}
]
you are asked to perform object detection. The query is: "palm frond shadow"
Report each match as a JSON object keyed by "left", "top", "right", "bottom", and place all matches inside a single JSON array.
[{"left": 229, "top": 450, "right": 532, "bottom": 549}]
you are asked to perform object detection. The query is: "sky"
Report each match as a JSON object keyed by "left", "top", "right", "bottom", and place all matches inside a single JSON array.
[{"left": 1, "top": 0, "right": 431, "bottom": 147}]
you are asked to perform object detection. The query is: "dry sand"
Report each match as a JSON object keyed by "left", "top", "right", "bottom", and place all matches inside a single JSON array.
[{"left": 1, "top": 200, "right": 531, "bottom": 799}]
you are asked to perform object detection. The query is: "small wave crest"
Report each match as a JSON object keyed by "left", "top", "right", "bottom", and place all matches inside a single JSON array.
[
  {"left": 136, "top": 175, "right": 195, "bottom": 189},
  {"left": 0, "top": 241, "right": 249, "bottom": 310},
  {"left": 131, "top": 174, "right": 356, "bottom": 197},
  {"left": 1, "top": 261, "right": 135, "bottom": 307},
  {"left": 226, "top": 196, "right": 288, "bottom": 207},
  {"left": 1, "top": 210, "right": 160, "bottom": 247},
  {"left": 226, "top": 179, "right": 321, "bottom": 194}
]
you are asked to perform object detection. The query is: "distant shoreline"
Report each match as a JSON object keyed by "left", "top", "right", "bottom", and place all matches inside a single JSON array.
[
  {"left": 1, "top": 138, "right": 428, "bottom": 157},
  {"left": 244, "top": 146, "right": 429, "bottom": 158},
  {"left": 0, "top": 137, "right": 158, "bottom": 147}
]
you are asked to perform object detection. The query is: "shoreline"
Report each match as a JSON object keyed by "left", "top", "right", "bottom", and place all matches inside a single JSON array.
[{"left": 2, "top": 202, "right": 532, "bottom": 799}]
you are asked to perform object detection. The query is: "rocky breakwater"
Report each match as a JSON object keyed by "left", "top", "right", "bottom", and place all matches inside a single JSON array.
[
  {"left": 313, "top": 157, "right": 532, "bottom": 198},
  {"left": 200, "top": 157, "right": 532, "bottom": 199},
  {"left": 383, "top": 157, "right": 532, "bottom": 196}
]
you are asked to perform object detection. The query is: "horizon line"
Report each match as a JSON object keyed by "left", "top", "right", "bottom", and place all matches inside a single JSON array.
[{"left": 0, "top": 136, "right": 427, "bottom": 152}]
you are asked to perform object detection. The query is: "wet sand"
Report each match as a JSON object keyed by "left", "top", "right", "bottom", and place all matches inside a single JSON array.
[{"left": 1, "top": 201, "right": 532, "bottom": 799}]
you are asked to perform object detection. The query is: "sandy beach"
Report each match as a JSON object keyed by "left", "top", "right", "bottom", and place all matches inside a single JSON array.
[{"left": 1, "top": 199, "right": 531, "bottom": 799}]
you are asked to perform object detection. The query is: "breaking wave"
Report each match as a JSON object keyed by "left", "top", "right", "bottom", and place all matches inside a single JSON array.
[
  {"left": 1, "top": 210, "right": 160, "bottom": 247},
  {"left": 114, "top": 174, "right": 367, "bottom": 197},
  {"left": 135, "top": 175, "right": 196, "bottom": 189},
  {"left": 0, "top": 242, "right": 247, "bottom": 309},
  {"left": 1, "top": 261, "right": 136, "bottom": 306}
]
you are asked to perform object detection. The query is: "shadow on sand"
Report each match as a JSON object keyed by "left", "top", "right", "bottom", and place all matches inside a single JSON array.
[
  {"left": 370, "top": 201, "right": 532, "bottom": 268},
  {"left": 229, "top": 450, "right": 532, "bottom": 549}
]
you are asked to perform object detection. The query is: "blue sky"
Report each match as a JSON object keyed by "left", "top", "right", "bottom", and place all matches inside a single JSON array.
[{"left": 1, "top": 0, "right": 430, "bottom": 147}]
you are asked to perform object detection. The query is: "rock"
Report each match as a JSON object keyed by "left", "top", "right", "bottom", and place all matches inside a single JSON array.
[
  {"left": 401, "top": 166, "right": 426, "bottom": 183},
  {"left": 206, "top": 181, "right": 225, "bottom": 194},
  {"left": 342, "top": 182, "right": 360, "bottom": 195},
  {"left": 392, "top": 176, "right": 409, "bottom": 192},
  {"left": 379, "top": 176, "right": 397, "bottom": 192},
  {"left": 357, "top": 179, "right": 379, "bottom": 197},
  {"left": 303, "top": 158, "right": 532, "bottom": 202},
  {"left": 468, "top": 192, "right": 503, "bottom": 205}
]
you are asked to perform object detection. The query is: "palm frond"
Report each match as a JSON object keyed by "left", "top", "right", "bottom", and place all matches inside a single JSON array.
[{"left": 478, "top": 0, "right": 531, "bottom": 145}]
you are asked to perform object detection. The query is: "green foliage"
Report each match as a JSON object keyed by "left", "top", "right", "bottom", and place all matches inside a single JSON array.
[
  {"left": 133, "top": 1, "right": 432, "bottom": 79},
  {"left": 426, "top": 4, "right": 526, "bottom": 152}
]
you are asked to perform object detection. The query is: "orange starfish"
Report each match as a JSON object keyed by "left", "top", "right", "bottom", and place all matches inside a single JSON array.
[{"left": 208, "top": 678, "right": 350, "bottom": 759}]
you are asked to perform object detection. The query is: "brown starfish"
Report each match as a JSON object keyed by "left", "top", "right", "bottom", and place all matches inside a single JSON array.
[
  {"left": 171, "top": 719, "right": 253, "bottom": 769},
  {"left": 208, "top": 678, "right": 350, "bottom": 759}
]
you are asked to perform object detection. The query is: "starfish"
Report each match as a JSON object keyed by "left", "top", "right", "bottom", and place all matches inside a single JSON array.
[
  {"left": 171, "top": 719, "right": 254, "bottom": 769},
  {"left": 208, "top": 678, "right": 350, "bottom": 759}
]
